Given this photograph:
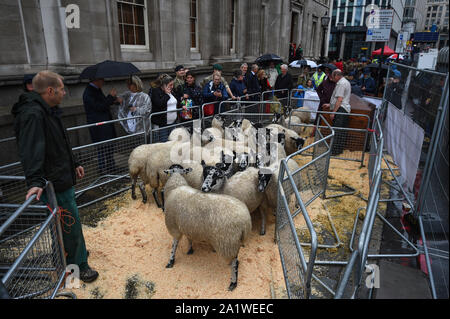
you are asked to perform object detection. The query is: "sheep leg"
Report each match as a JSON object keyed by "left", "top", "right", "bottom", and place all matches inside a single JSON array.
[
  {"left": 228, "top": 258, "right": 239, "bottom": 291},
  {"left": 131, "top": 177, "right": 137, "bottom": 200},
  {"left": 152, "top": 190, "right": 162, "bottom": 208},
  {"left": 161, "top": 190, "right": 165, "bottom": 212},
  {"left": 259, "top": 207, "right": 266, "bottom": 236},
  {"left": 166, "top": 239, "right": 179, "bottom": 268},
  {"left": 139, "top": 182, "right": 147, "bottom": 204},
  {"left": 187, "top": 240, "right": 194, "bottom": 255}
]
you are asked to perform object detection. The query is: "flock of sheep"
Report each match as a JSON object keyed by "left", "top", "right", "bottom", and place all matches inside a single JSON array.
[{"left": 128, "top": 109, "right": 310, "bottom": 291}]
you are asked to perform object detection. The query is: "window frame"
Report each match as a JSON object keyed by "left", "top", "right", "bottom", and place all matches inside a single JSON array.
[
  {"left": 190, "top": 0, "right": 199, "bottom": 52},
  {"left": 118, "top": 0, "right": 150, "bottom": 52}
]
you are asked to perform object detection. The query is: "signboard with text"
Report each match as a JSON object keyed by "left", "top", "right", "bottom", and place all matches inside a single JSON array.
[{"left": 366, "top": 9, "right": 393, "bottom": 42}]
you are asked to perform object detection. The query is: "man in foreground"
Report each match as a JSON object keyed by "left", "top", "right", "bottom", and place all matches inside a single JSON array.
[{"left": 12, "top": 71, "right": 99, "bottom": 283}]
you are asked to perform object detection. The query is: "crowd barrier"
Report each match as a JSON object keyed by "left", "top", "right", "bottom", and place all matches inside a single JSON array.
[{"left": 0, "top": 180, "right": 66, "bottom": 299}]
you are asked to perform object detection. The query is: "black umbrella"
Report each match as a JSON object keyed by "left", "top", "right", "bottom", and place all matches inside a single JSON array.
[
  {"left": 255, "top": 54, "right": 283, "bottom": 65},
  {"left": 80, "top": 60, "right": 141, "bottom": 80},
  {"left": 320, "top": 63, "right": 338, "bottom": 71}
]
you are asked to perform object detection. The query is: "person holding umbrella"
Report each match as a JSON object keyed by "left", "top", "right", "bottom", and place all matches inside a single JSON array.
[{"left": 83, "top": 77, "right": 122, "bottom": 175}]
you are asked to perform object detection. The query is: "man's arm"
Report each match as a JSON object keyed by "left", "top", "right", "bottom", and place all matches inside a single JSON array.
[{"left": 17, "top": 111, "right": 47, "bottom": 200}]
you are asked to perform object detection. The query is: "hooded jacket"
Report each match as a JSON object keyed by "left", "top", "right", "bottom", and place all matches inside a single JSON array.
[{"left": 11, "top": 92, "right": 79, "bottom": 193}]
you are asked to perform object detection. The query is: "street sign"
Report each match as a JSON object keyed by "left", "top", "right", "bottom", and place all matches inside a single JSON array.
[{"left": 366, "top": 9, "right": 394, "bottom": 42}]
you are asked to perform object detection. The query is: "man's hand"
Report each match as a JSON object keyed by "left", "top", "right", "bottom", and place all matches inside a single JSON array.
[
  {"left": 26, "top": 187, "right": 43, "bottom": 201},
  {"left": 322, "top": 104, "right": 330, "bottom": 110},
  {"left": 330, "top": 113, "right": 335, "bottom": 121},
  {"left": 76, "top": 166, "right": 85, "bottom": 179}
]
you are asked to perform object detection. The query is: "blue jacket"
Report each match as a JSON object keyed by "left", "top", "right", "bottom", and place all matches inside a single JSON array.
[
  {"left": 229, "top": 78, "right": 247, "bottom": 98},
  {"left": 293, "top": 85, "right": 306, "bottom": 108},
  {"left": 202, "top": 81, "right": 229, "bottom": 103},
  {"left": 360, "top": 76, "right": 376, "bottom": 95}
]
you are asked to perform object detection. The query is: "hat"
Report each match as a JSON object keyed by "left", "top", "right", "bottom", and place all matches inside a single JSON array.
[
  {"left": 213, "top": 64, "right": 223, "bottom": 71},
  {"left": 175, "top": 65, "right": 184, "bottom": 72},
  {"left": 23, "top": 74, "right": 35, "bottom": 84},
  {"left": 363, "top": 68, "right": 371, "bottom": 75},
  {"left": 393, "top": 70, "right": 401, "bottom": 79}
]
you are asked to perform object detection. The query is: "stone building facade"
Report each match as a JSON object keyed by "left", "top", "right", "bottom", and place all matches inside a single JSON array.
[{"left": 0, "top": 0, "right": 329, "bottom": 162}]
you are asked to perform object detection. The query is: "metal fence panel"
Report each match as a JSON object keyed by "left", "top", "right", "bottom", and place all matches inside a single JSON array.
[{"left": 0, "top": 181, "right": 65, "bottom": 299}]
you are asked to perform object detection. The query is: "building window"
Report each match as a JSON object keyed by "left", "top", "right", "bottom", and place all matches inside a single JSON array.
[
  {"left": 118, "top": 0, "right": 149, "bottom": 50},
  {"left": 190, "top": 0, "right": 198, "bottom": 50}
]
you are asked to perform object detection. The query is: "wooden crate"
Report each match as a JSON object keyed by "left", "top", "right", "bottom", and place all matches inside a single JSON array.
[{"left": 319, "top": 94, "right": 376, "bottom": 151}]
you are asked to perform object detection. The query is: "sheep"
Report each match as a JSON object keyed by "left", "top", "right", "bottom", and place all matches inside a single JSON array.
[
  {"left": 129, "top": 139, "right": 182, "bottom": 207},
  {"left": 272, "top": 112, "right": 306, "bottom": 136},
  {"left": 163, "top": 166, "right": 252, "bottom": 291},
  {"left": 291, "top": 108, "right": 312, "bottom": 125},
  {"left": 168, "top": 127, "right": 191, "bottom": 143},
  {"left": 266, "top": 124, "right": 305, "bottom": 156},
  {"left": 201, "top": 164, "right": 267, "bottom": 236}
]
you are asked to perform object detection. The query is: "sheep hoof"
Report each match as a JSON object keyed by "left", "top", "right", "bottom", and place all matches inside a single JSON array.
[
  {"left": 132, "top": 194, "right": 137, "bottom": 200},
  {"left": 166, "top": 261, "right": 175, "bottom": 268},
  {"left": 228, "top": 282, "right": 237, "bottom": 291},
  {"left": 260, "top": 230, "right": 266, "bottom": 236},
  {"left": 142, "top": 198, "right": 147, "bottom": 204},
  {"left": 187, "top": 248, "right": 194, "bottom": 255}
]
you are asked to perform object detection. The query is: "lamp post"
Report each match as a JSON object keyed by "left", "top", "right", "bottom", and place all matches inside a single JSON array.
[{"left": 321, "top": 12, "right": 331, "bottom": 62}]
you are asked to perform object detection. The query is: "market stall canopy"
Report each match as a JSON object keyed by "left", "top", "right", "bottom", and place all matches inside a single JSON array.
[
  {"left": 371, "top": 46, "right": 395, "bottom": 57},
  {"left": 80, "top": 60, "right": 141, "bottom": 80}
]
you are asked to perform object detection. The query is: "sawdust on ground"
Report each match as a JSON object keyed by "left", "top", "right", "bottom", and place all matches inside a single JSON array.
[{"left": 63, "top": 190, "right": 285, "bottom": 299}]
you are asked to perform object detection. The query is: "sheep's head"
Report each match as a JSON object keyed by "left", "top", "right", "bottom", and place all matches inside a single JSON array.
[
  {"left": 257, "top": 167, "right": 276, "bottom": 192},
  {"left": 291, "top": 137, "right": 306, "bottom": 150},
  {"left": 213, "top": 115, "right": 225, "bottom": 129},
  {"left": 234, "top": 152, "right": 249, "bottom": 172},
  {"left": 201, "top": 161, "right": 225, "bottom": 193},
  {"left": 271, "top": 113, "right": 281, "bottom": 124},
  {"left": 164, "top": 164, "right": 193, "bottom": 177},
  {"left": 278, "top": 131, "right": 286, "bottom": 148}
]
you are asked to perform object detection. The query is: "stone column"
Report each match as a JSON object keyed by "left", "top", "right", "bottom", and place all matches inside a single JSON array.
[{"left": 243, "top": 0, "right": 261, "bottom": 61}]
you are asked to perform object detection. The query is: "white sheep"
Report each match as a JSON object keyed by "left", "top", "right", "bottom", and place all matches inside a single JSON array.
[
  {"left": 266, "top": 124, "right": 305, "bottom": 156},
  {"left": 163, "top": 168, "right": 252, "bottom": 291}
]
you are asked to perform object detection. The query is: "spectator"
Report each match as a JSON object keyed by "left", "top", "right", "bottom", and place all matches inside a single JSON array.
[
  {"left": 230, "top": 70, "right": 248, "bottom": 100},
  {"left": 183, "top": 71, "right": 203, "bottom": 119},
  {"left": 246, "top": 64, "right": 261, "bottom": 98},
  {"left": 297, "top": 66, "right": 311, "bottom": 87},
  {"left": 274, "top": 64, "right": 293, "bottom": 107},
  {"left": 83, "top": 77, "right": 121, "bottom": 174},
  {"left": 257, "top": 69, "right": 272, "bottom": 93},
  {"left": 335, "top": 58, "right": 344, "bottom": 72},
  {"left": 289, "top": 43, "right": 296, "bottom": 63},
  {"left": 295, "top": 43, "right": 303, "bottom": 60},
  {"left": 240, "top": 63, "right": 249, "bottom": 78},
  {"left": 312, "top": 67, "right": 337, "bottom": 136},
  {"left": 265, "top": 62, "right": 280, "bottom": 88},
  {"left": 150, "top": 74, "right": 178, "bottom": 142},
  {"left": 359, "top": 68, "right": 376, "bottom": 96},
  {"left": 311, "top": 66, "right": 326, "bottom": 89},
  {"left": 305, "top": 79, "right": 315, "bottom": 91},
  {"left": 173, "top": 65, "right": 186, "bottom": 101},
  {"left": 12, "top": 70, "right": 99, "bottom": 283},
  {"left": 117, "top": 75, "right": 152, "bottom": 135},
  {"left": 322, "top": 69, "right": 352, "bottom": 156},
  {"left": 385, "top": 71, "right": 403, "bottom": 109},
  {"left": 201, "top": 64, "right": 236, "bottom": 100},
  {"left": 203, "top": 73, "right": 229, "bottom": 114},
  {"left": 346, "top": 72, "right": 364, "bottom": 97}
]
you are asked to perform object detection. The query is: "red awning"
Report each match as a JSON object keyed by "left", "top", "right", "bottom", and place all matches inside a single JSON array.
[{"left": 371, "top": 45, "right": 396, "bottom": 57}]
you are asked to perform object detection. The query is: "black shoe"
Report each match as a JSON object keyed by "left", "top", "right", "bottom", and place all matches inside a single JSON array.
[{"left": 80, "top": 266, "right": 99, "bottom": 283}]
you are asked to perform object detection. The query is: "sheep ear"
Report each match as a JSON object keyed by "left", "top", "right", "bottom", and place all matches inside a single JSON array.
[
  {"left": 184, "top": 168, "right": 193, "bottom": 174},
  {"left": 164, "top": 169, "right": 171, "bottom": 176},
  {"left": 201, "top": 160, "right": 206, "bottom": 168}
]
